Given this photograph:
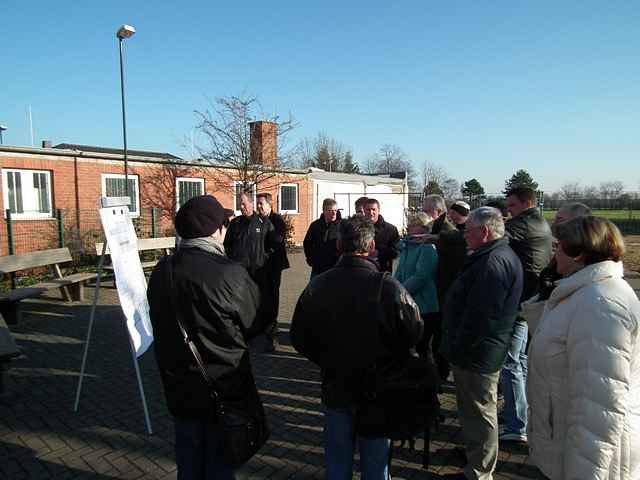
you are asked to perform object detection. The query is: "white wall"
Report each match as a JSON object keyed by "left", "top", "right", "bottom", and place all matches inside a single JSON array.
[
  {"left": 312, "top": 179, "right": 407, "bottom": 230},
  {"left": 365, "top": 184, "right": 405, "bottom": 231}
]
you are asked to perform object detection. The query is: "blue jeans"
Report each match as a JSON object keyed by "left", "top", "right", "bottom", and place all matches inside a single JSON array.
[
  {"left": 174, "top": 418, "right": 239, "bottom": 480},
  {"left": 499, "top": 320, "right": 528, "bottom": 435},
  {"left": 324, "top": 407, "right": 390, "bottom": 480}
]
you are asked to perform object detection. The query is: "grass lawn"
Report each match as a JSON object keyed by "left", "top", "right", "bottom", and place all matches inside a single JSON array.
[
  {"left": 543, "top": 209, "right": 640, "bottom": 221},
  {"left": 624, "top": 235, "right": 640, "bottom": 272}
]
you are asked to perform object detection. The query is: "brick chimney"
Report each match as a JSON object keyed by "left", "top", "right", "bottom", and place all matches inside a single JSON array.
[{"left": 249, "top": 121, "right": 278, "bottom": 167}]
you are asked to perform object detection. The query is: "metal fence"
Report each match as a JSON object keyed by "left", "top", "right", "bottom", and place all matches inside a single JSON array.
[{"left": 1, "top": 207, "right": 174, "bottom": 263}]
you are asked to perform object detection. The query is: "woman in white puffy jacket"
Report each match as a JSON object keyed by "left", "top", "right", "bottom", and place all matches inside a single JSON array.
[{"left": 524, "top": 216, "right": 640, "bottom": 480}]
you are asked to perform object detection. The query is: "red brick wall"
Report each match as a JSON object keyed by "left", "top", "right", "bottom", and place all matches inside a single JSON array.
[
  {"left": 0, "top": 151, "right": 311, "bottom": 255},
  {"left": 249, "top": 121, "right": 278, "bottom": 167}
]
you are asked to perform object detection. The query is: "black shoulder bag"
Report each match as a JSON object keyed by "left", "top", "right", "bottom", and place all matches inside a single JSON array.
[
  {"left": 166, "top": 256, "right": 270, "bottom": 467},
  {"left": 355, "top": 272, "right": 441, "bottom": 469}
]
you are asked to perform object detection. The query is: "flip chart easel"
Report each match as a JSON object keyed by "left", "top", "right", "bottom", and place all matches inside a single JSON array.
[{"left": 73, "top": 197, "right": 154, "bottom": 434}]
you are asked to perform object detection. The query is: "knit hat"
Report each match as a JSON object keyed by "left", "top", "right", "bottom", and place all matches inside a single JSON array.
[
  {"left": 174, "top": 195, "right": 234, "bottom": 239},
  {"left": 450, "top": 200, "right": 471, "bottom": 217}
]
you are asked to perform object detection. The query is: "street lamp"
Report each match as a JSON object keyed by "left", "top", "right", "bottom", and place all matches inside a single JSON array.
[
  {"left": 116, "top": 24, "right": 136, "bottom": 196},
  {"left": 0, "top": 125, "right": 7, "bottom": 145}
]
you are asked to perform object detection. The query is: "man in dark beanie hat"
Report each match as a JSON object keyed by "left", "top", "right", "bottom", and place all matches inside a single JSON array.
[{"left": 148, "top": 195, "right": 263, "bottom": 479}]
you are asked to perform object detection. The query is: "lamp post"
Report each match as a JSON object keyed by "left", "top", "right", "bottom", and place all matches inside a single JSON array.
[
  {"left": 116, "top": 24, "right": 136, "bottom": 196},
  {"left": 0, "top": 125, "right": 6, "bottom": 145}
]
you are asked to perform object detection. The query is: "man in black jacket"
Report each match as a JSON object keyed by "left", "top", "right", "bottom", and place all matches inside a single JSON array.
[
  {"left": 291, "top": 215, "right": 425, "bottom": 479},
  {"left": 537, "top": 202, "right": 591, "bottom": 300},
  {"left": 364, "top": 198, "right": 400, "bottom": 273},
  {"left": 224, "top": 192, "right": 277, "bottom": 342},
  {"left": 303, "top": 198, "right": 341, "bottom": 278},
  {"left": 499, "top": 185, "right": 553, "bottom": 443},
  {"left": 256, "top": 193, "right": 290, "bottom": 352},
  {"left": 148, "top": 195, "right": 261, "bottom": 479},
  {"left": 441, "top": 206, "right": 523, "bottom": 480}
]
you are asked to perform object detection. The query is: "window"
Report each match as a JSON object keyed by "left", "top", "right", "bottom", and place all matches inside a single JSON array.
[
  {"left": 2, "top": 169, "right": 52, "bottom": 218},
  {"left": 279, "top": 184, "right": 298, "bottom": 214},
  {"left": 101, "top": 174, "right": 140, "bottom": 216},
  {"left": 234, "top": 182, "right": 255, "bottom": 213},
  {"left": 176, "top": 177, "right": 204, "bottom": 210}
]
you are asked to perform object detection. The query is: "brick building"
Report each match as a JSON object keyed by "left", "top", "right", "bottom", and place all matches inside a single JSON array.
[{"left": 0, "top": 122, "right": 408, "bottom": 255}]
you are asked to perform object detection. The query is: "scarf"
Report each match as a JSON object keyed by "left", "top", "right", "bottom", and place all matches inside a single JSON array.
[{"left": 178, "top": 236, "right": 226, "bottom": 257}]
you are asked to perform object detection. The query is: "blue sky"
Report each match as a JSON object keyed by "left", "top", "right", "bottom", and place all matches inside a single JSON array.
[{"left": 1, "top": 1, "right": 639, "bottom": 193}]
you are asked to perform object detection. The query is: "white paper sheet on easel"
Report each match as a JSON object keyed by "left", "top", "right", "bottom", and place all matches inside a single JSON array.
[{"left": 99, "top": 206, "right": 154, "bottom": 356}]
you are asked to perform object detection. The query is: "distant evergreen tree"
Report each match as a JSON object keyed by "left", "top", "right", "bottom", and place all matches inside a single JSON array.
[
  {"left": 504, "top": 169, "right": 538, "bottom": 193},
  {"left": 462, "top": 178, "right": 485, "bottom": 198},
  {"left": 341, "top": 151, "right": 359, "bottom": 173},
  {"left": 461, "top": 178, "right": 486, "bottom": 207},
  {"left": 424, "top": 180, "right": 444, "bottom": 196}
]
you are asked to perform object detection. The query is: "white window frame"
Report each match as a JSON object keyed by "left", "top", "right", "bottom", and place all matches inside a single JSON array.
[
  {"left": 279, "top": 183, "right": 299, "bottom": 214},
  {"left": 2, "top": 168, "right": 53, "bottom": 219},
  {"left": 176, "top": 177, "right": 205, "bottom": 211},
  {"left": 234, "top": 181, "right": 256, "bottom": 215},
  {"left": 101, "top": 173, "right": 140, "bottom": 217}
]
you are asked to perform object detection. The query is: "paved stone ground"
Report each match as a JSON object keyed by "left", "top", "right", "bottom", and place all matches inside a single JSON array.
[{"left": 6, "top": 253, "right": 638, "bottom": 479}]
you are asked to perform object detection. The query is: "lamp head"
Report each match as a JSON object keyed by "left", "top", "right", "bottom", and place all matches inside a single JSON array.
[
  {"left": 116, "top": 25, "right": 136, "bottom": 40},
  {"left": 0, "top": 125, "right": 7, "bottom": 132}
]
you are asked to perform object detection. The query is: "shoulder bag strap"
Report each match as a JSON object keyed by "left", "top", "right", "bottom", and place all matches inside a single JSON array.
[
  {"left": 367, "top": 270, "right": 389, "bottom": 304},
  {"left": 166, "top": 255, "right": 220, "bottom": 405}
]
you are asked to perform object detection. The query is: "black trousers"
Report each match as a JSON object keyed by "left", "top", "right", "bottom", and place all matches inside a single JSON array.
[
  {"left": 418, "top": 312, "right": 450, "bottom": 383},
  {"left": 251, "top": 267, "right": 282, "bottom": 337}
]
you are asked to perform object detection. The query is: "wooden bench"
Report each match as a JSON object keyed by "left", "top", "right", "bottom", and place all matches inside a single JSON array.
[
  {"left": 95, "top": 236, "right": 175, "bottom": 271},
  {"left": 0, "top": 248, "right": 97, "bottom": 325},
  {"left": 0, "top": 312, "right": 20, "bottom": 393}
]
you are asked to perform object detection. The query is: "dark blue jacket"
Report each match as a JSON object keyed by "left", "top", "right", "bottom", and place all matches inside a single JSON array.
[{"left": 441, "top": 237, "right": 523, "bottom": 374}]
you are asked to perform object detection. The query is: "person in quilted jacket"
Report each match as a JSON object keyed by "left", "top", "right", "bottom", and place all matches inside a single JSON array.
[{"left": 525, "top": 216, "right": 640, "bottom": 480}]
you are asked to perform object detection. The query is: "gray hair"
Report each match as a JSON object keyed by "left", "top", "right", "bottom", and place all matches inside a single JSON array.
[
  {"left": 339, "top": 215, "right": 375, "bottom": 254},
  {"left": 322, "top": 198, "right": 337, "bottom": 210},
  {"left": 424, "top": 194, "right": 446, "bottom": 212},
  {"left": 468, "top": 206, "right": 505, "bottom": 239},
  {"left": 559, "top": 202, "right": 591, "bottom": 218}
]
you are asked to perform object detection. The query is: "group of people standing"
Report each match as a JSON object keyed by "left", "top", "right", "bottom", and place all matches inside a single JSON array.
[
  {"left": 295, "top": 186, "right": 640, "bottom": 480},
  {"left": 146, "top": 185, "right": 639, "bottom": 480}
]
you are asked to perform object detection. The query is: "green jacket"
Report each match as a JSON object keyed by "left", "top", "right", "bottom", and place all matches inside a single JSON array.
[{"left": 394, "top": 237, "right": 439, "bottom": 315}]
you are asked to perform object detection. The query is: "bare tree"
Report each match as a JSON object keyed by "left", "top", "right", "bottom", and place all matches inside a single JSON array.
[
  {"left": 195, "top": 94, "right": 297, "bottom": 193},
  {"left": 368, "top": 144, "right": 417, "bottom": 190},
  {"left": 559, "top": 182, "right": 583, "bottom": 201},
  {"left": 582, "top": 184, "right": 598, "bottom": 200},
  {"left": 374, "top": 144, "right": 408, "bottom": 174},
  {"left": 599, "top": 181, "right": 625, "bottom": 199},
  {"left": 295, "top": 132, "right": 356, "bottom": 172},
  {"left": 361, "top": 155, "right": 379, "bottom": 174},
  {"left": 421, "top": 162, "right": 449, "bottom": 190},
  {"left": 421, "top": 161, "right": 459, "bottom": 199}
]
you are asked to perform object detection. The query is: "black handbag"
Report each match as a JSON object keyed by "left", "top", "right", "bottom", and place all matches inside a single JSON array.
[
  {"left": 167, "top": 256, "right": 270, "bottom": 467},
  {"left": 355, "top": 272, "right": 441, "bottom": 468}
]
